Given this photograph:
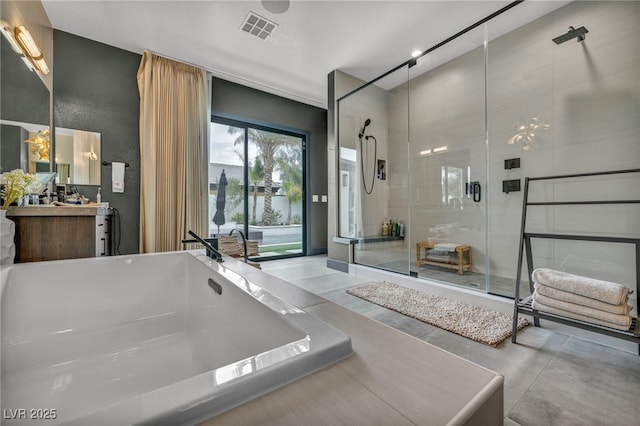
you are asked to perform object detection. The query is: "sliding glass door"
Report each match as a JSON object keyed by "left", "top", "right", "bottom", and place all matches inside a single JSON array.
[{"left": 209, "top": 117, "right": 306, "bottom": 260}]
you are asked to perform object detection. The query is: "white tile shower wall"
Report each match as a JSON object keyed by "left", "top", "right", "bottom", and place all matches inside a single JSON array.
[
  {"left": 339, "top": 83, "right": 390, "bottom": 238},
  {"left": 387, "top": 79, "right": 409, "bottom": 227},
  {"left": 487, "top": 1, "right": 640, "bottom": 288}
]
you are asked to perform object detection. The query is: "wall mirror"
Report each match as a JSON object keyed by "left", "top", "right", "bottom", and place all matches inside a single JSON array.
[
  {"left": 1, "top": 30, "right": 50, "bottom": 171},
  {"left": 1, "top": 32, "right": 101, "bottom": 186},
  {"left": 0, "top": 121, "right": 101, "bottom": 186}
]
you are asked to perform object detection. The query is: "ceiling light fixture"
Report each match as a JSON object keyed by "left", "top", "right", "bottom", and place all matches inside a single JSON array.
[
  {"left": 261, "top": 0, "right": 290, "bottom": 15},
  {"left": 14, "top": 25, "right": 49, "bottom": 74},
  {"left": 411, "top": 50, "right": 422, "bottom": 58},
  {"left": 420, "top": 146, "right": 448, "bottom": 156},
  {"left": 241, "top": 11, "right": 278, "bottom": 40}
]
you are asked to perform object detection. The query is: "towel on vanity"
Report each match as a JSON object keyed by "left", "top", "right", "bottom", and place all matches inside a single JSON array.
[
  {"left": 535, "top": 283, "right": 631, "bottom": 315},
  {"left": 112, "top": 162, "right": 125, "bottom": 193},
  {"left": 532, "top": 268, "right": 632, "bottom": 305},
  {"left": 532, "top": 291, "right": 632, "bottom": 326},
  {"left": 531, "top": 299, "right": 632, "bottom": 331}
]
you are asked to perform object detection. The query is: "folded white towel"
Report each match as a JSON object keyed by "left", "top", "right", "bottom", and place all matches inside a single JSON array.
[
  {"left": 112, "top": 162, "right": 125, "bottom": 193},
  {"left": 434, "top": 243, "right": 458, "bottom": 252},
  {"left": 532, "top": 300, "right": 632, "bottom": 331},
  {"left": 535, "top": 283, "right": 631, "bottom": 315},
  {"left": 532, "top": 291, "right": 632, "bottom": 326},
  {"left": 532, "top": 268, "right": 632, "bottom": 305},
  {"left": 426, "top": 254, "right": 456, "bottom": 263}
]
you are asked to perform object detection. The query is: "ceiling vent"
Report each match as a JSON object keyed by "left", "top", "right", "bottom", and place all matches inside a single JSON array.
[{"left": 240, "top": 11, "right": 278, "bottom": 40}]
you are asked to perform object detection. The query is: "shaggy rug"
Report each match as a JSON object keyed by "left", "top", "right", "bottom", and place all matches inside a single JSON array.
[{"left": 347, "top": 281, "right": 528, "bottom": 347}]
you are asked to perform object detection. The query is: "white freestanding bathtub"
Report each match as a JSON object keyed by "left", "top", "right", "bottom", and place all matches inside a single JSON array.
[{"left": 0, "top": 251, "right": 352, "bottom": 425}]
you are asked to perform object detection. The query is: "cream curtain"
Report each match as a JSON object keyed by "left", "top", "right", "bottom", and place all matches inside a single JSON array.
[{"left": 137, "top": 51, "right": 208, "bottom": 253}]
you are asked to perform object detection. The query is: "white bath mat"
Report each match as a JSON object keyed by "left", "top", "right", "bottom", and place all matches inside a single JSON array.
[{"left": 347, "top": 281, "right": 528, "bottom": 347}]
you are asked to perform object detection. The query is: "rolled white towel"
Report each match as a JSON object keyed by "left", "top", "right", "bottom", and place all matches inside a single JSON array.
[
  {"left": 532, "top": 291, "right": 632, "bottom": 327},
  {"left": 532, "top": 268, "right": 632, "bottom": 306},
  {"left": 535, "top": 283, "right": 631, "bottom": 315}
]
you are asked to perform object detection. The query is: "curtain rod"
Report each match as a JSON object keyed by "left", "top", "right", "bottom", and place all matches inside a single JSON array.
[
  {"left": 148, "top": 50, "right": 210, "bottom": 72},
  {"left": 148, "top": 50, "right": 323, "bottom": 107}
]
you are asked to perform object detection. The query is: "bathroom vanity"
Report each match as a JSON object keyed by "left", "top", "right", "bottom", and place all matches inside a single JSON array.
[{"left": 6, "top": 205, "right": 112, "bottom": 262}]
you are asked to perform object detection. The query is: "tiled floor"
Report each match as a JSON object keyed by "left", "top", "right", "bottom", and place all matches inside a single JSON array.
[{"left": 260, "top": 255, "right": 640, "bottom": 425}]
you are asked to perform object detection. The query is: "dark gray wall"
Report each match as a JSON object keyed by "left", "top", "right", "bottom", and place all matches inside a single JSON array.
[
  {"left": 0, "top": 124, "right": 28, "bottom": 172},
  {"left": 53, "top": 30, "right": 141, "bottom": 254},
  {"left": 211, "top": 78, "right": 328, "bottom": 255}
]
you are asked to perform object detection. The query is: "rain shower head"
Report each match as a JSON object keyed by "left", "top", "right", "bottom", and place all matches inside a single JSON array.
[
  {"left": 359, "top": 118, "right": 371, "bottom": 139},
  {"left": 553, "top": 26, "right": 588, "bottom": 44}
]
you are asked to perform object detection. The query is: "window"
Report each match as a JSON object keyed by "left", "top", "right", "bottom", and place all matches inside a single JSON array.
[
  {"left": 441, "top": 165, "right": 463, "bottom": 205},
  {"left": 209, "top": 118, "right": 306, "bottom": 259}
]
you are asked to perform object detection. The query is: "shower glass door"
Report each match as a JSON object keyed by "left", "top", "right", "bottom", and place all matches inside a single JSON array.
[
  {"left": 407, "top": 24, "right": 488, "bottom": 291},
  {"left": 338, "top": 66, "right": 411, "bottom": 276}
]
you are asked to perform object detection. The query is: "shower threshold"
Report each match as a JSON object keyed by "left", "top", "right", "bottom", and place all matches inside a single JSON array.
[{"left": 353, "top": 259, "right": 524, "bottom": 299}]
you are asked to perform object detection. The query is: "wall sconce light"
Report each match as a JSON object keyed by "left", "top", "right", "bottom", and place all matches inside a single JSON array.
[
  {"left": 14, "top": 25, "right": 50, "bottom": 75},
  {"left": 25, "top": 128, "right": 51, "bottom": 160},
  {"left": 0, "top": 21, "right": 37, "bottom": 72},
  {"left": 1, "top": 21, "right": 23, "bottom": 53},
  {"left": 88, "top": 151, "right": 98, "bottom": 161}
]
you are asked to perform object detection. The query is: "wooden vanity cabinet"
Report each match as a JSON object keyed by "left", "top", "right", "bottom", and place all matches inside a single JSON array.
[{"left": 7, "top": 206, "right": 112, "bottom": 263}]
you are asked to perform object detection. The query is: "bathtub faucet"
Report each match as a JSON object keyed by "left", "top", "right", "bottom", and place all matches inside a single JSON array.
[
  {"left": 184, "top": 230, "right": 224, "bottom": 263},
  {"left": 228, "top": 228, "right": 248, "bottom": 263}
]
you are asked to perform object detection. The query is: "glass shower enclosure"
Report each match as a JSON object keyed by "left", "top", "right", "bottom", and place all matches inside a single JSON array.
[{"left": 337, "top": 1, "right": 640, "bottom": 299}]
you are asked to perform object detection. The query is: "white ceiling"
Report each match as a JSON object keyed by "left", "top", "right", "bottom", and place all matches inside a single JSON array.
[{"left": 41, "top": 1, "right": 570, "bottom": 109}]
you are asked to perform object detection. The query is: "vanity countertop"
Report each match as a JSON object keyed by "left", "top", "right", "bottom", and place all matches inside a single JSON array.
[{"left": 6, "top": 205, "right": 111, "bottom": 216}]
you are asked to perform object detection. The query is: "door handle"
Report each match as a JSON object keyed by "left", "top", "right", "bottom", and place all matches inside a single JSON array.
[{"left": 473, "top": 182, "right": 481, "bottom": 202}]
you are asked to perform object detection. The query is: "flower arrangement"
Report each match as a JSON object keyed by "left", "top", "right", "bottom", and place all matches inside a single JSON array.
[{"left": 1, "top": 169, "right": 38, "bottom": 209}]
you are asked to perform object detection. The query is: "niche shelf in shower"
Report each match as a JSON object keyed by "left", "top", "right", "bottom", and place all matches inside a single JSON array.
[{"left": 357, "top": 235, "right": 404, "bottom": 244}]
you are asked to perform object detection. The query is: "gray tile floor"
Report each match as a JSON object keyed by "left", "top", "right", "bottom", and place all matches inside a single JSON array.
[{"left": 260, "top": 255, "right": 640, "bottom": 426}]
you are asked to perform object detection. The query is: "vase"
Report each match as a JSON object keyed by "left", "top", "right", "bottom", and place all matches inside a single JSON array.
[{"left": 0, "top": 209, "right": 16, "bottom": 265}]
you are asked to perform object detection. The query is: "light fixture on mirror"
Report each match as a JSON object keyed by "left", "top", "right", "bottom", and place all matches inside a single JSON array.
[
  {"left": 14, "top": 25, "right": 49, "bottom": 75},
  {"left": 88, "top": 151, "right": 98, "bottom": 161},
  {"left": 25, "top": 128, "right": 51, "bottom": 161}
]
